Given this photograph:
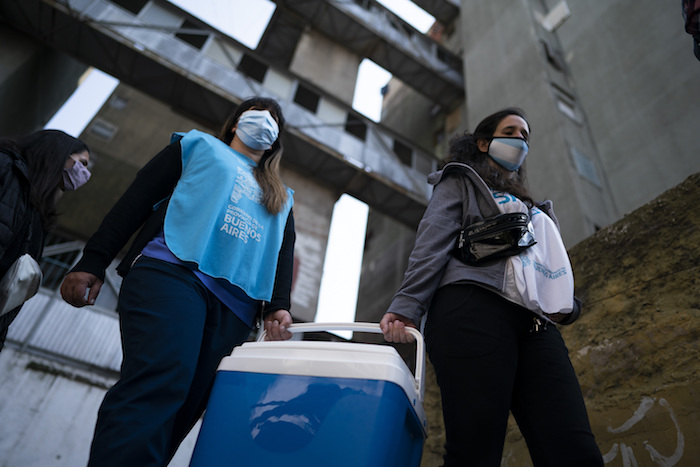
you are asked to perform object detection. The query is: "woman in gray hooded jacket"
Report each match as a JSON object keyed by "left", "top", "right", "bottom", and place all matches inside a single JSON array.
[{"left": 380, "top": 108, "right": 603, "bottom": 467}]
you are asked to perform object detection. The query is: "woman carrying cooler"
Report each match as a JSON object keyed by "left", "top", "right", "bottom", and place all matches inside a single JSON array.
[
  {"left": 380, "top": 108, "right": 603, "bottom": 466},
  {"left": 61, "top": 96, "right": 295, "bottom": 466}
]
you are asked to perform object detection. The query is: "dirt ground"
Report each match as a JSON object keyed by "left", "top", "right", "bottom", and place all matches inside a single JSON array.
[{"left": 420, "top": 173, "right": 700, "bottom": 467}]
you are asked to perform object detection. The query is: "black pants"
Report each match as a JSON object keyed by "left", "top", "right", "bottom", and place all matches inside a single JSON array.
[
  {"left": 88, "top": 257, "right": 252, "bottom": 467},
  {"left": 425, "top": 284, "right": 603, "bottom": 467}
]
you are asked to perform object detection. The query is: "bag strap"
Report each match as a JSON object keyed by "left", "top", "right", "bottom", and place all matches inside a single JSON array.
[
  {"left": 443, "top": 161, "right": 533, "bottom": 232},
  {"left": 439, "top": 162, "right": 480, "bottom": 231}
]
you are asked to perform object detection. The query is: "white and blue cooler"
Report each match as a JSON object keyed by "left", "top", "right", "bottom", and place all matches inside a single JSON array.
[{"left": 189, "top": 323, "right": 427, "bottom": 467}]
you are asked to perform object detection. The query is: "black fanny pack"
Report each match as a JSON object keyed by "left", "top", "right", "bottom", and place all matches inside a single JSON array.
[{"left": 454, "top": 212, "right": 536, "bottom": 264}]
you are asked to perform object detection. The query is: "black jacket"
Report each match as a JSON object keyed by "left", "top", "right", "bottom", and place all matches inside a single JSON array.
[
  {"left": 0, "top": 149, "right": 44, "bottom": 276},
  {"left": 1, "top": 148, "right": 45, "bottom": 349}
]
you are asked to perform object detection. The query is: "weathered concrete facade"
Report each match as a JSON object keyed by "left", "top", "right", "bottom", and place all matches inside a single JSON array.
[
  {"left": 504, "top": 172, "right": 700, "bottom": 466},
  {"left": 551, "top": 0, "right": 700, "bottom": 217},
  {"left": 0, "top": 26, "right": 87, "bottom": 136}
]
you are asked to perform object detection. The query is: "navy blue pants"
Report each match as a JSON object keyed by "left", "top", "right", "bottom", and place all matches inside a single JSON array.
[
  {"left": 425, "top": 284, "right": 603, "bottom": 467},
  {"left": 88, "top": 257, "right": 252, "bottom": 467}
]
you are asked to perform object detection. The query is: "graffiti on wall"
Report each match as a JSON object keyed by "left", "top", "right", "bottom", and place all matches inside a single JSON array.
[{"left": 602, "top": 397, "right": 683, "bottom": 466}]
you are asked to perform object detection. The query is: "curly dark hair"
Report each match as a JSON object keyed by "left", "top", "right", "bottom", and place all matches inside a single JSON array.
[{"left": 445, "top": 107, "right": 534, "bottom": 206}]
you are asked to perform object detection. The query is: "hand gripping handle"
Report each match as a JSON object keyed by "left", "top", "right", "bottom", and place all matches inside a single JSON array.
[{"left": 257, "top": 322, "right": 425, "bottom": 397}]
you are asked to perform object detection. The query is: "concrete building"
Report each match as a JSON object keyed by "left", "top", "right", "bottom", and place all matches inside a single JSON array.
[
  {"left": 0, "top": 25, "right": 87, "bottom": 136},
  {"left": 359, "top": 0, "right": 700, "bottom": 322},
  {"left": 1, "top": 0, "right": 699, "bottom": 465}
]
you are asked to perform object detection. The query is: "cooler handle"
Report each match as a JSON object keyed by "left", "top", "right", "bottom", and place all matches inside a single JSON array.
[{"left": 257, "top": 322, "right": 425, "bottom": 399}]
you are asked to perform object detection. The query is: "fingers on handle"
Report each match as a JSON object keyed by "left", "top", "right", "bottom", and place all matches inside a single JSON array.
[
  {"left": 264, "top": 311, "right": 293, "bottom": 341},
  {"left": 381, "top": 314, "right": 416, "bottom": 344}
]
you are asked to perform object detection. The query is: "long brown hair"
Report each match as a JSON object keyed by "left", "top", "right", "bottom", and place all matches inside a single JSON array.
[
  {"left": 219, "top": 97, "right": 288, "bottom": 214},
  {"left": 445, "top": 107, "right": 535, "bottom": 206}
]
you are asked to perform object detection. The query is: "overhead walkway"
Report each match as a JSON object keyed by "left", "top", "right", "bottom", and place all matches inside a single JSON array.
[
  {"left": 0, "top": 0, "right": 447, "bottom": 228},
  {"left": 411, "top": 0, "right": 460, "bottom": 27},
  {"left": 265, "top": 0, "right": 464, "bottom": 110}
]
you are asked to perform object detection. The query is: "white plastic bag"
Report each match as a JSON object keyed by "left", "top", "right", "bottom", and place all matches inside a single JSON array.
[
  {"left": 512, "top": 207, "right": 574, "bottom": 316},
  {"left": 0, "top": 253, "right": 42, "bottom": 316}
]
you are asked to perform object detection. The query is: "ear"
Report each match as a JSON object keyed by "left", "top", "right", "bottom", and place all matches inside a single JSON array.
[{"left": 477, "top": 138, "right": 490, "bottom": 153}]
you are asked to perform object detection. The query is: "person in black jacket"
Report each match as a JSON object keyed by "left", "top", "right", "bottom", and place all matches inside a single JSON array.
[
  {"left": 0, "top": 130, "right": 91, "bottom": 351},
  {"left": 60, "top": 96, "right": 296, "bottom": 466}
]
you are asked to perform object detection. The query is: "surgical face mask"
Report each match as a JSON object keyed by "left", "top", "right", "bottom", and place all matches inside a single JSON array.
[
  {"left": 487, "top": 137, "right": 529, "bottom": 171},
  {"left": 62, "top": 156, "right": 91, "bottom": 191},
  {"left": 235, "top": 109, "right": 280, "bottom": 151}
]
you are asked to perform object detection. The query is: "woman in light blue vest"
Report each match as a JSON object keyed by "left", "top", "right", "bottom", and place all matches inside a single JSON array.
[{"left": 61, "top": 97, "right": 296, "bottom": 466}]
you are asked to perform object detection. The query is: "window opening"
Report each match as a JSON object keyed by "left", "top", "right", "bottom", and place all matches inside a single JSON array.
[
  {"left": 176, "top": 19, "right": 209, "bottom": 50},
  {"left": 293, "top": 84, "right": 320, "bottom": 113},
  {"left": 572, "top": 148, "right": 602, "bottom": 188},
  {"left": 393, "top": 139, "right": 412, "bottom": 166},
  {"left": 541, "top": 39, "right": 566, "bottom": 72},
  {"left": 237, "top": 54, "right": 268, "bottom": 83},
  {"left": 88, "top": 118, "right": 119, "bottom": 141},
  {"left": 111, "top": 0, "right": 148, "bottom": 15},
  {"left": 345, "top": 114, "right": 367, "bottom": 141}
]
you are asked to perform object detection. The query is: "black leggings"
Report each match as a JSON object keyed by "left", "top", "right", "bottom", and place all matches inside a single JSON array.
[{"left": 425, "top": 284, "right": 603, "bottom": 467}]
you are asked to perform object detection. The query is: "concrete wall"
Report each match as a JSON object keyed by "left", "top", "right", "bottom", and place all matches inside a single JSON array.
[
  {"left": 56, "top": 83, "right": 202, "bottom": 239},
  {"left": 459, "top": 0, "right": 618, "bottom": 246},
  {"left": 0, "top": 26, "right": 86, "bottom": 136},
  {"left": 281, "top": 167, "right": 336, "bottom": 322},
  {"left": 504, "top": 172, "right": 700, "bottom": 466},
  {"left": 548, "top": 0, "right": 700, "bottom": 217},
  {"left": 355, "top": 210, "right": 415, "bottom": 324},
  {"left": 0, "top": 348, "right": 200, "bottom": 466},
  {"left": 289, "top": 29, "right": 361, "bottom": 106}
]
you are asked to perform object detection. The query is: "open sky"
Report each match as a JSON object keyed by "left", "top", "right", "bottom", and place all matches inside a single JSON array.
[{"left": 45, "top": 0, "right": 434, "bottom": 331}]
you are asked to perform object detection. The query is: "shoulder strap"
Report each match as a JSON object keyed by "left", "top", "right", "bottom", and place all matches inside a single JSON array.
[
  {"left": 439, "top": 162, "right": 503, "bottom": 230},
  {"left": 440, "top": 161, "right": 471, "bottom": 177}
]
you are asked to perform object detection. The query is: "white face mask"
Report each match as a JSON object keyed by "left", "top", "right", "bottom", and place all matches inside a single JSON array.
[
  {"left": 487, "top": 137, "right": 529, "bottom": 171},
  {"left": 235, "top": 109, "right": 280, "bottom": 151}
]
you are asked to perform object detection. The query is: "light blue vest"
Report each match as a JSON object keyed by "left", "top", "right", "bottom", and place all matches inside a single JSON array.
[{"left": 164, "top": 130, "right": 293, "bottom": 301}]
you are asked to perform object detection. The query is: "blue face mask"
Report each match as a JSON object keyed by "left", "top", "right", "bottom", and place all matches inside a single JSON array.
[
  {"left": 487, "top": 137, "right": 529, "bottom": 171},
  {"left": 235, "top": 109, "right": 280, "bottom": 151}
]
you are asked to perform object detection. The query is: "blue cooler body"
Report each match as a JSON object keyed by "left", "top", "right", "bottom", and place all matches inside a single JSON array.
[{"left": 190, "top": 323, "right": 427, "bottom": 467}]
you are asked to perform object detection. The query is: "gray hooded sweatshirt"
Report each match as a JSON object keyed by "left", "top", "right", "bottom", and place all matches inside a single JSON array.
[{"left": 386, "top": 162, "right": 558, "bottom": 325}]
